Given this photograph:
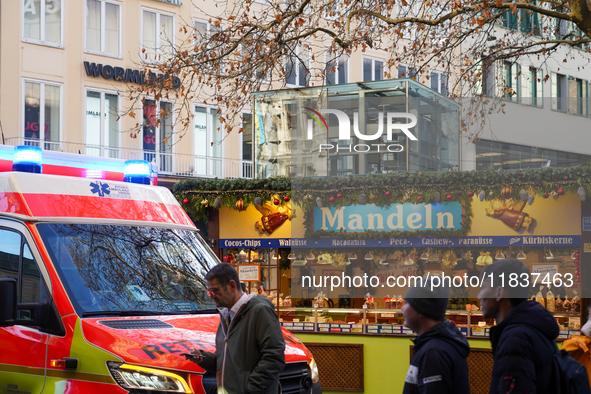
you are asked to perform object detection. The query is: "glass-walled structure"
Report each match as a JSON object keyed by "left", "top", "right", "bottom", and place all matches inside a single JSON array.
[{"left": 252, "top": 79, "right": 460, "bottom": 178}]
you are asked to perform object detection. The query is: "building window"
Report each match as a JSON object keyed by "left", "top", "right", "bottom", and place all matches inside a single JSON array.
[
  {"left": 430, "top": 71, "right": 449, "bottom": 95},
  {"left": 24, "top": 80, "right": 61, "bottom": 150},
  {"left": 476, "top": 139, "right": 591, "bottom": 170},
  {"left": 569, "top": 77, "right": 588, "bottom": 116},
  {"left": 286, "top": 45, "right": 310, "bottom": 87},
  {"left": 552, "top": 72, "right": 567, "bottom": 112},
  {"left": 503, "top": 62, "right": 519, "bottom": 102},
  {"left": 86, "top": 0, "right": 121, "bottom": 56},
  {"left": 85, "top": 90, "right": 119, "bottom": 158},
  {"left": 241, "top": 113, "right": 253, "bottom": 178},
  {"left": 326, "top": 54, "right": 348, "bottom": 85},
  {"left": 502, "top": 8, "right": 541, "bottom": 36},
  {"left": 194, "top": 106, "right": 223, "bottom": 177},
  {"left": 398, "top": 64, "right": 417, "bottom": 79},
  {"left": 520, "top": 66, "right": 543, "bottom": 107},
  {"left": 143, "top": 100, "right": 173, "bottom": 173},
  {"left": 363, "top": 58, "right": 384, "bottom": 82},
  {"left": 142, "top": 9, "right": 174, "bottom": 62},
  {"left": 23, "top": 0, "right": 63, "bottom": 46}
]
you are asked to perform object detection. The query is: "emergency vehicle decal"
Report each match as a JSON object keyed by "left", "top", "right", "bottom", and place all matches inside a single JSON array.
[{"left": 0, "top": 173, "right": 193, "bottom": 226}]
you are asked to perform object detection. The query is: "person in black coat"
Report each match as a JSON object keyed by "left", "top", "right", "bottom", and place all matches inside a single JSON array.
[
  {"left": 478, "top": 259, "right": 560, "bottom": 394},
  {"left": 402, "top": 276, "right": 471, "bottom": 394}
]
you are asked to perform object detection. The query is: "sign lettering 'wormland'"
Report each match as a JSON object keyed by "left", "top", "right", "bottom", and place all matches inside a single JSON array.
[{"left": 313, "top": 202, "right": 463, "bottom": 232}]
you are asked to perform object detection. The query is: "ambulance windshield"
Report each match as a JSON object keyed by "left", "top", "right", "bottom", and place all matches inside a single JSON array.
[{"left": 37, "top": 224, "right": 218, "bottom": 315}]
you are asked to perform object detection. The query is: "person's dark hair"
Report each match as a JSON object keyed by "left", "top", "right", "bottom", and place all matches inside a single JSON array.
[
  {"left": 483, "top": 258, "right": 530, "bottom": 307},
  {"left": 205, "top": 264, "right": 241, "bottom": 289}
]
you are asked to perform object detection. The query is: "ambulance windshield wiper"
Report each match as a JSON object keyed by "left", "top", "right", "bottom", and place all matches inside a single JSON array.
[{"left": 82, "top": 310, "right": 190, "bottom": 317}]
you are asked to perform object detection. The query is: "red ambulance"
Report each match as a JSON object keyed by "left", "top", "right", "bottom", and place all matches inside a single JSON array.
[{"left": 0, "top": 145, "right": 320, "bottom": 394}]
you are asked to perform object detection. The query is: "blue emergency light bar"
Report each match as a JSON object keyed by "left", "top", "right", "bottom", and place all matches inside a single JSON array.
[
  {"left": 123, "top": 160, "right": 151, "bottom": 185},
  {"left": 12, "top": 145, "right": 43, "bottom": 174}
]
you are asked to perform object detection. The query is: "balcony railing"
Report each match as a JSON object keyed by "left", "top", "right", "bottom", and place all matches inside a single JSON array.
[{"left": 4, "top": 138, "right": 253, "bottom": 179}]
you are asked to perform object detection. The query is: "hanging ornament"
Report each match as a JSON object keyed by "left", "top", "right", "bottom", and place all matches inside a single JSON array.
[
  {"left": 183, "top": 198, "right": 189, "bottom": 205},
  {"left": 214, "top": 196, "right": 223, "bottom": 208},
  {"left": 551, "top": 191, "right": 558, "bottom": 199},
  {"left": 527, "top": 194, "right": 535, "bottom": 205},
  {"left": 501, "top": 186, "right": 513, "bottom": 199},
  {"left": 476, "top": 252, "right": 493, "bottom": 266},
  {"left": 578, "top": 186, "right": 586, "bottom": 202},
  {"left": 303, "top": 195, "right": 309, "bottom": 201},
  {"left": 283, "top": 195, "right": 290, "bottom": 202},
  {"left": 446, "top": 194, "right": 453, "bottom": 201},
  {"left": 416, "top": 195, "right": 423, "bottom": 202},
  {"left": 359, "top": 194, "right": 367, "bottom": 205},
  {"left": 201, "top": 199, "right": 209, "bottom": 207},
  {"left": 329, "top": 196, "right": 336, "bottom": 203},
  {"left": 543, "top": 192, "right": 549, "bottom": 199},
  {"left": 519, "top": 189, "right": 528, "bottom": 202},
  {"left": 434, "top": 191, "right": 440, "bottom": 203},
  {"left": 403, "top": 194, "right": 410, "bottom": 201},
  {"left": 235, "top": 199, "right": 246, "bottom": 211},
  {"left": 468, "top": 191, "right": 474, "bottom": 198},
  {"left": 254, "top": 197, "right": 262, "bottom": 206},
  {"left": 369, "top": 194, "right": 377, "bottom": 202},
  {"left": 336, "top": 193, "right": 343, "bottom": 200},
  {"left": 557, "top": 188, "right": 565, "bottom": 196},
  {"left": 316, "top": 197, "right": 323, "bottom": 208},
  {"left": 385, "top": 191, "right": 391, "bottom": 198},
  {"left": 479, "top": 190, "right": 485, "bottom": 202},
  {"left": 489, "top": 191, "right": 494, "bottom": 197},
  {"left": 442, "top": 250, "right": 458, "bottom": 268},
  {"left": 273, "top": 199, "right": 280, "bottom": 205}
]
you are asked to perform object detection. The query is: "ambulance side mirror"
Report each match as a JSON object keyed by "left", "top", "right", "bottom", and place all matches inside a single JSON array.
[{"left": 0, "top": 278, "right": 17, "bottom": 327}]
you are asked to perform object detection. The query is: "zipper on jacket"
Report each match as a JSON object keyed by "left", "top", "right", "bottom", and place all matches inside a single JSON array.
[{"left": 219, "top": 298, "right": 249, "bottom": 392}]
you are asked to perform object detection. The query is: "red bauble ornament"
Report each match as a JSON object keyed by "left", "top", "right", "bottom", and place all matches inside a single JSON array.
[
  {"left": 273, "top": 199, "right": 280, "bottom": 205},
  {"left": 446, "top": 194, "right": 453, "bottom": 201},
  {"left": 283, "top": 196, "right": 290, "bottom": 202},
  {"left": 385, "top": 191, "right": 391, "bottom": 198},
  {"left": 575, "top": 252, "right": 580, "bottom": 259},
  {"left": 543, "top": 193, "right": 549, "bottom": 199},
  {"left": 337, "top": 193, "right": 343, "bottom": 199},
  {"left": 468, "top": 191, "right": 474, "bottom": 198},
  {"left": 557, "top": 188, "right": 565, "bottom": 196},
  {"left": 329, "top": 196, "right": 336, "bottom": 203},
  {"left": 183, "top": 198, "right": 189, "bottom": 205},
  {"left": 416, "top": 195, "right": 423, "bottom": 202}
]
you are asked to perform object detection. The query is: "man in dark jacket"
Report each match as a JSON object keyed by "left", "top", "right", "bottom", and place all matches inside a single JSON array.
[
  {"left": 478, "top": 259, "right": 560, "bottom": 394},
  {"left": 402, "top": 276, "right": 471, "bottom": 394},
  {"left": 188, "top": 264, "right": 285, "bottom": 394}
]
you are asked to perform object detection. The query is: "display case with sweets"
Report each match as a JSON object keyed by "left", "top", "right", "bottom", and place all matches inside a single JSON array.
[
  {"left": 563, "top": 296, "right": 572, "bottom": 312},
  {"left": 365, "top": 293, "right": 376, "bottom": 309},
  {"left": 572, "top": 291, "right": 581, "bottom": 313},
  {"left": 546, "top": 287, "right": 555, "bottom": 312},
  {"left": 284, "top": 296, "right": 292, "bottom": 307},
  {"left": 315, "top": 291, "right": 328, "bottom": 308},
  {"left": 384, "top": 295, "right": 392, "bottom": 309},
  {"left": 535, "top": 286, "right": 546, "bottom": 308},
  {"left": 396, "top": 295, "right": 404, "bottom": 309}
]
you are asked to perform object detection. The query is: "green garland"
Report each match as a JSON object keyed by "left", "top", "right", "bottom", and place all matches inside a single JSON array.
[{"left": 174, "top": 166, "right": 591, "bottom": 226}]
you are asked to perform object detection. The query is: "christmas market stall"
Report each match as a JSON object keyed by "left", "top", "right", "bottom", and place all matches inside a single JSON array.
[{"left": 174, "top": 166, "right": 591, "bottom": 393}]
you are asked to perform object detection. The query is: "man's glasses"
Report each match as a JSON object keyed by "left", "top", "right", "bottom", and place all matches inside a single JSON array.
[{"left": 206, "top": 286, "right": 222, "bottom": 297}]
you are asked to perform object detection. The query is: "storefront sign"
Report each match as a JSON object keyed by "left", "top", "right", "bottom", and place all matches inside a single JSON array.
[
  {"left": 237, "top": 264, "right": 260, "bottom": 282},
  {"left": 221, "top": 235, "right": 581, "bottom": 249},
  {"left": 583, "top": 217, "right": 591, "bottom": 231},
  {"left": 585, "top": 243, "right": 591, "bottom": 253},
  {"left": 314, "top": 202, "right": 462, "bottom": 232},
  {"left": 83, "top": 62, "right": 181, "bottom": 89}
]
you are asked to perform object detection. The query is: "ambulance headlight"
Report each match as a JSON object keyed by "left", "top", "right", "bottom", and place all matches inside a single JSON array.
[
  {"left": 108, "top": 362, "right": 191, "bottom": 393},
  {"left": 123, "top": 160, "right": 151, "bottom": 185},
  {"left": 309, "top": 358, "right": 320, "bottom": 384},
  {"left": 12, "top": 145, "right": 42, "bottom": 174}
]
